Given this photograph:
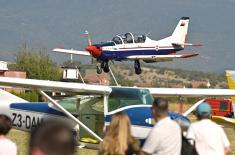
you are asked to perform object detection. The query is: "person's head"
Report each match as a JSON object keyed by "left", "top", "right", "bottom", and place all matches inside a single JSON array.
[
  {"left": 0, "top": 114, "right": 12, "bottom": 136},
  {"left": 102, "top": 112, "right": 136, "bottom": 155},
  {"left": 151, "top": 98, "right": 169, "bottom": 121},
  {"left": 28, "top": 120, "right": 76, "bottom": 155},
  {"left": 196, "top": 102, "right": 211, "bottom": 120}
]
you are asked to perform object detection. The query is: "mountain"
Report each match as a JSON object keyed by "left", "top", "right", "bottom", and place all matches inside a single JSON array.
[{"left": 0, "top": 0, "right": 235, "bottom": 72}]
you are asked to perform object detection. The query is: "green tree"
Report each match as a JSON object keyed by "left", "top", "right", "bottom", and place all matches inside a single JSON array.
[
  {"left": 11, "top": 90, "right": 39, "bottom": 102},
  {"left": 11, "top": 45, "right": 62, "bottom": 80},
  {"left": 197, "top": 84, "right": 208, "bottom": 88}
]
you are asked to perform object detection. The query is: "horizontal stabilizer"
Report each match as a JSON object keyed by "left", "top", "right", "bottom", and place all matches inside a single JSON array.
[{"left": 53, "top": 48, "right": 91, "bottom": 56}]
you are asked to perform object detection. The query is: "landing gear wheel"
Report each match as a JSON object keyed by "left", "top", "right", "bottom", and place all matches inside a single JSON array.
[
  {"left": 103, "top": 62, "right": 110, "bottom": 73},
  {"left": 96, "top": 65, "right": 102, "bottom": 74},
  {"left": 134, "top": 60, "right": 142, "bottom": 75},
  {"left": 101, "top": 62, "right": 105, "bottom": 69}
]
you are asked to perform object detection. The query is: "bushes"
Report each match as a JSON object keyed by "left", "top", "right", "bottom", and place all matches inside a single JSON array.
[{"left": 11, "top": 90, "right": 39, "bottom": 102}]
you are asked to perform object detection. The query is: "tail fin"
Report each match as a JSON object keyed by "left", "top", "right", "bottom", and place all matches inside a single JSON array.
[
  {"left": 171, "top": 17, "right": 190, "bottom": 47},
  {"left": 226, "top": 70, "right": 235, "bottom": 89},
  {"left": 226, "top": 70, "right": 235, "bottom": 103}
]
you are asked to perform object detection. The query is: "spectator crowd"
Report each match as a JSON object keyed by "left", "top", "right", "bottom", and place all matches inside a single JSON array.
[{"left": 0, "top": 98, "right": 231, "bottom": 155}]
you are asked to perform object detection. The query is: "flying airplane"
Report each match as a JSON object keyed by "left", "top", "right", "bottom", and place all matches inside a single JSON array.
[
  {"left": 53, "top": 17, "right": 202, "bottom": 74},
  {"left": 1, "top": 77, "right": 235, "bottom": 147}
]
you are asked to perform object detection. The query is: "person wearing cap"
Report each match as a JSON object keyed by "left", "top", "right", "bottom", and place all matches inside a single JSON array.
[
  {"left": 187, "top": 102, "right": 231, "bottom": 155},
  {"left": 139, "top": 98, "right": 181, "bottom": 155}
]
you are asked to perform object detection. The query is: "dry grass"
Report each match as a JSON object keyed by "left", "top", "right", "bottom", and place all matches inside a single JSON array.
[{"left": 7, "top": 129, "right": 98, "bottom": 155}]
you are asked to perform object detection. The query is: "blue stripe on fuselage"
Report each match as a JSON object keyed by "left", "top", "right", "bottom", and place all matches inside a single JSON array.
[
  {"left": 10, "top": 103, "right": 65, "bottom": 116},
  {"left": 99, "top": 48, "right": 180, "bottom": 61},
  {"left": 105, "top": 106, "right": 190, "bottom": 127}
]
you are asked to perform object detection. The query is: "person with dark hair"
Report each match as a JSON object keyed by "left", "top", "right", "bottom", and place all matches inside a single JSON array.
[
  {"left": 187, "top": 102, "right": 231, "bottom": 155},
  {"left": 139, "top": 98, "right": 181, "bottom": 155},
  {"left": 28, "top": 120, "right": 76, "bottom": 155},
  {"left": 0, "top": 114, "right": 17, "bottom": 155}
]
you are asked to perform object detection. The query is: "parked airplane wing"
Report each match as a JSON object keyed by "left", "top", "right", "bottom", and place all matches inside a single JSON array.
[
  {"left": 211, "top": 116, "right": 235, "bottom": 128},
  {"left": 1, "top": 77, "right": 235, "bottom": 97},
  {"left": 147, "top": 88, "right": 235, "bottom": 97},
  {"left": 0, "top": 77, "right": 111, "bottom": 95},
  {"left": 53, "top": 48, "right": 91, "bottom": 56},
  {"left": 126, "top": 53, "right": 198, "bottom": 60}
]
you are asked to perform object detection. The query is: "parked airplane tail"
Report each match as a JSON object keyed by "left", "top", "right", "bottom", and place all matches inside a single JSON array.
[
  {"left": 226, "top": 70, "right": 235, "bottom": 103},
  {"left": 226, "top": 70, "right": 235, "bottom": 89},
  {"left": 171, "top": 17, "right": 190, "bottom": 48}
]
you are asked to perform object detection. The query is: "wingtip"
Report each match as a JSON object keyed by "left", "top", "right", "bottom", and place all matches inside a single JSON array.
[
  {"left": 181, "top": 53, "right": 199, "bottom": 58},
  {"left": 192, "top": 44, "right": 204, "bottom": 47}
]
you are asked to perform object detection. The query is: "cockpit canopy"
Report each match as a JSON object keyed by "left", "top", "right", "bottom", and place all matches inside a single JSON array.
[{"left": 112, "top": 33, "right": 146, "bottom": 45}]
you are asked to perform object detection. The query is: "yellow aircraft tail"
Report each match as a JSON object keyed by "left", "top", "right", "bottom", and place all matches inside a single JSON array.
[{"left": 226, "top": 70, "right": 235, "bottom": 103}]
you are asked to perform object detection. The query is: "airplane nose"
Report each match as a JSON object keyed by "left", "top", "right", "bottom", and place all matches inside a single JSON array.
[{"left": 85, "top": 45, "right": 102, "bottom": 58}]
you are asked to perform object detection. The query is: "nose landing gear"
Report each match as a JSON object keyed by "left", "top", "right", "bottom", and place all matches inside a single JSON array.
[
  {"left": 134, "top": 60, "right": 142, "bottom": 75},
  {"left": 96, "top": 61, "right": 109, "bottom": 74}
]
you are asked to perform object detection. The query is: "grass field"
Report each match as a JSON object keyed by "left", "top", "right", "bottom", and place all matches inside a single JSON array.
[
  {"left": 7, "top": 126, "right": 235, "bottom": 155},
  {"left": 6, "top": 102, "right": 235, "bottom": 155},
  {"left": 7, "top": 129, "right": 99, "bottom": 155}
]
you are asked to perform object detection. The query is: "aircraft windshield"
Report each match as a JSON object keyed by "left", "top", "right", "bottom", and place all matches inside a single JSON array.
[
  {"left": 125, "top": 33, "right": 134, "bottom": 43},
  {"left": 112, "top": 36, "right": 122, "bottom": 44},
  {"left": 112, "top": 33, "right": 146, "bottom": 45},
  {"left": 108, "top": 87, "right": 153, "bottom": 112},
  {"left": 133, "top": 34, "right": 146, "bottom": 43}
]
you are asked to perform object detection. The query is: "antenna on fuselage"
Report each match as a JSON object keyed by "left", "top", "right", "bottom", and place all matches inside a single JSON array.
[
  {"left": 146, "top": 32, "right": 151, "bottom": 37},
  {"left": 84, "top": 30, "right": 92, "bottom": 46},
  {"left": 84, "top": 30, "right": 94, "bottom": 64}
]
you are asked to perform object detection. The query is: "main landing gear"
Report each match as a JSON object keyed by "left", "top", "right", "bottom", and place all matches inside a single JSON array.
[
  {"left": 96, "top": 61, "right": 110, "bottom": 74},
  {"left": 134, "top": 60, "right": 142, "bottom": 75}
]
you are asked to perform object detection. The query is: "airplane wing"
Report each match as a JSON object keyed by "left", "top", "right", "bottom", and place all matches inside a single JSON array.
[
  {"left": 0, "top": 77, "right": 111, "bottom": 95},
  {"left": 211, "top": 116, "right": 235, "bottom": 128},
  {"left": 126, "top": 53, "right": 198, "bottom": 60},
  {"left": 172, "top": 43, "right": 204, "bottom": 47},
  {"left": 147, "top": 88, "right": 235, "bottom": 97},
  {"left": 1, "top": 77, "right": 235, "bottom": 97},
  {"left": 53, "top": 48, "right": 91, "bottom": 56}
]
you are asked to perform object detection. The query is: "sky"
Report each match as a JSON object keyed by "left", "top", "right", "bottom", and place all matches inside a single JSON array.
[{"left": 0, "top": 0, "right": 234, "bottom": 73}]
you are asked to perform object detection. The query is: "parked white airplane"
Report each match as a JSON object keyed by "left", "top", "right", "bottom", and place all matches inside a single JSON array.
[{"left": 1, "top": 77, "right": 235, "bottom": 146}]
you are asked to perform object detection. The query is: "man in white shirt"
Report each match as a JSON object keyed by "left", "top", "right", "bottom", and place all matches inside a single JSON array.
[
  {"left": 0, "top": 114, "right": 17, "bottom": 155},
  {"left": 187, "top": 102, "right": 231, "bottom": 155},
  {"left": 139, "top": 98, "right": 182, "bottom": 155}
]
